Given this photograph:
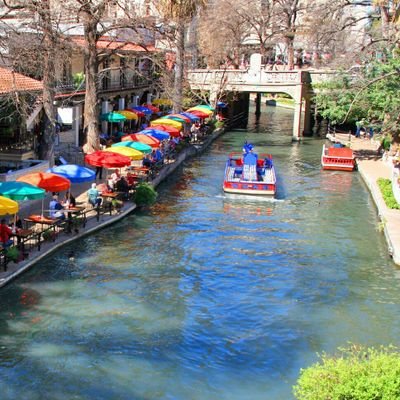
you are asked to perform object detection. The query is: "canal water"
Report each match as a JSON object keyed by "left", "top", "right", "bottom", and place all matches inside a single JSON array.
[{"left": 1, "top": 107, "right": 400, "bottom": 399}]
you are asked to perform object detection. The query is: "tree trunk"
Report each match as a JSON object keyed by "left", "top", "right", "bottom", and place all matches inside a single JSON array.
[
  {"left": 172, "top": 22, "right": 185, "bottom": 113},
  {"left": 39, "top": 0, "right": 56, "bottom": 165},
  {"left": 286, "top": 36, "right": 295, "bottom": 70},
  {"left": 83, "top": 21, "right": 101, "bottom": 153}
]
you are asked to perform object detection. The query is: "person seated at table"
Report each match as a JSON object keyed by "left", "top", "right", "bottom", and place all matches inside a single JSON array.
[
  {"left": 0, "top": 219, "right": 13, "bottom": 248},
  {"left": 14, "top": 215, "right": 23, "bottom": 230},
  {"left": 49, "top": 194, "right": 65, "bottom": 220},
  {"left": 142, "top": 154, "right": 152, "bottom": 168},
  {"left": 87, "top": 183, "right": 102, "bottom": 208},
  {"left": 126, "top": 172, "right": 136, "bottom": 189},
  {"left": 110, "top": 169, "right": 121, "bottom": 185},
  {"left": 63, "top": 191, "right": 76, "bottom": 208},
  {"left": 116, "top": 176, "right": 129, "bottom": 199}
]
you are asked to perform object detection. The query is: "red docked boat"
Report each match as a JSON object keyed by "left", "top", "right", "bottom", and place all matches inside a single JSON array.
[
  {"left": 321, "top": 144, "right": 356, "bottom": 171},
  {"left": 223, "top": 150, "right": 277, "bottom": 196}
]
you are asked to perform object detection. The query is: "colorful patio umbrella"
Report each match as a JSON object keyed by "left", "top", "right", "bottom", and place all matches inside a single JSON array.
[
  {"left": 17, "top": 172, "right": 71, "bottom": 193},
  {"left": 127, "top": 109, "right": 145, "bottom": 118},
  {"left": 151, "top": 118, "right": 183, "bottom": 130},
  {"left": 139, "top": 129, "right": 170, "bottom": 141},
  {"left": 132, "top": 106, "right": 152, "bottom": 115},
  {"left": 48, "top": 164, "right": 95, "bottom": 183},
  {"left": 0, "top": 196, "right": 18, "bottom": 216},
  {"left": 152, "top": 98, "right": 172, "bottom": 106},
  {"left": 0, "top": 181, "right": 45, "bottom": 201},
  {"left": 121, "top": 134, "right": 160, "bottom": 148},
  {"left": 180, "top": 112, "right": 200, "bottom": 122},
  {"left": 165, "top": 114, "right": 191, "bottom": 123},
  {"left": 104, "top": 146, "right": 144, "bottom": 161},
  {"left": 188, "top": 109, "right": 211, "bottom": 119},
  {"left": 187, "top": 107, "right": 213, "bottom": 115},
  {"left": 143, "top": 104, "right": 160, "bottom": 113},
  {"left": 192, "top": 104, "right": 215, "bottom": 111},
  {"left": 150, "top": 125, "right": 181, "bottom": 137},
  {"left": 85, "top": 151, "right": 131, "bottom": 168},
  {"left": 117, "top": 110, "right": 138, "bottom": 120},
  {"left": 112, "top": 141, "right": 152, "bottom": 154},
  {"left": 101, "top": 112, "right": 127, "bottom": 123}
]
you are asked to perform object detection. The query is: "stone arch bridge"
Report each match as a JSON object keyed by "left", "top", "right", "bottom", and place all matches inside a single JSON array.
[{"left": 187, "top": 66, "right": 336, "bottom": 140}]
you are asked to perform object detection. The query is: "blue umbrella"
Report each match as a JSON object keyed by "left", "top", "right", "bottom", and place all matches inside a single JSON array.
[
  {"left": 140, "top": 129, "right": 170, "bottom": 141},
  {"left": 181, "top": 112, "right": 200, "bottom": 122},
  {"left": 217, "top": 101, "right": 228, "bottom": 108},
  {"left": 48, "top": 164, "right": 95, "bottom": 183},
  {"left": 133, "top": 106, "right": 152, "bottom": 115}
]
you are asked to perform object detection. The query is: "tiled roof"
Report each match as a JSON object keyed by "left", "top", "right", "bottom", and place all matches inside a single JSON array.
[
  {"left": 72, "top": 38, "right": 157, "bottom": 52},
  {"left": 0, "top": 67, "right": 43, "bottom": 95}
]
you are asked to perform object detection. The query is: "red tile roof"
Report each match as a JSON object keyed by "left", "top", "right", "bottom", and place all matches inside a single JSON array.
[
  {"left": 72, "top": 38, "right": 156, "bottom": 52},
  {"left": 0, "top": 67, "right": 43, "bottom": 95}
]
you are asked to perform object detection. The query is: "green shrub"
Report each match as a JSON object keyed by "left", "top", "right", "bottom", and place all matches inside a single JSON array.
[
  {"left": 294, "top": 345, "right": 400, "bottom": 400},
  {"left": 133, "top": 182, "right": 157, "bottom": 206},
  {"left": 215, "top": 120, "right": 225, "bottom": 129},
  {"left": 6, "top": 246, "right": 19, "bottom": 262},
  {"left": 381, "top": 135, "right": 392, "bottom": 151},
  {"left": 377, "top": 178, "right": 400, "bottom": 209}
]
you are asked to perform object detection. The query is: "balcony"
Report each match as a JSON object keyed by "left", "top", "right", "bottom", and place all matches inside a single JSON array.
[{"left": 56, "top": 74, "right": 157, "bottom": 97}]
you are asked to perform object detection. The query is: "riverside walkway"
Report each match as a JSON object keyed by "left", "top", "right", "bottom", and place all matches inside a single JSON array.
[
  {"left": 0, "top": 129, "right": 223, "bottom": 288},
  {"left": 327, "top": 132, "right": 400, "bottom": 265}
]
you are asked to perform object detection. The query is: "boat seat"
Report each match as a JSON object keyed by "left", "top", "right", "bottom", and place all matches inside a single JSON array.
[{"left": 243, "top": 165, "right": 257, "bottom": 181}]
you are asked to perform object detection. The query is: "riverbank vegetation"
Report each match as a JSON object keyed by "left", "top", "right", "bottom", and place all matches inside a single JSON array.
[
  {"left": 294, "top": 345, "right": 400, "bottom": 400},
  {"left": 377, "top": 178, "right": 400, "bottom": 209},
  {"left": 314, "top": 3, "right": 400, "bottom": 149}
]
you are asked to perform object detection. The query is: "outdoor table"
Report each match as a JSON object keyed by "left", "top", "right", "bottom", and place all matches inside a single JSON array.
[{"left": 64, "top": 206, "right": 86, "bottom": 233}]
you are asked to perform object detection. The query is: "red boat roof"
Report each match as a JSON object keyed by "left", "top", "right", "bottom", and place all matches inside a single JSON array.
[{"left": 327, "top": 147, "right": 354, "bottom": 157}]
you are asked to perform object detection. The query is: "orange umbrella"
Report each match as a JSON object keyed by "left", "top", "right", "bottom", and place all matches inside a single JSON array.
[
  {"left": 17, "top": 172, "right": 71, "bottom": 192},
  {"left": 121, "top": 133, "right": 160, "bottom": 148}
]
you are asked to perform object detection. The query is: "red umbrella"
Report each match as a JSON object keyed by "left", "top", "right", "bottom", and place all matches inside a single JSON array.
[
  {"left": 17, "top": 172, "right": 71, "bottom": 192},
  {"left": 85, "top": 151, "right": 131, "bottom": 168},
  {"left": 144, "top": 104, "right": 160, "bottom": 113},
  {"left": 121, "top": 133, "right": 160, "bottom": 148},
  {"left": 150, "top": 125, "right": 181, "bottom": 138},
  {"left": 126, "top": 108, "right": 145, "bottom": 118},
  {"left": 188, "top": 110, "right": 210, "bottom": 119}
]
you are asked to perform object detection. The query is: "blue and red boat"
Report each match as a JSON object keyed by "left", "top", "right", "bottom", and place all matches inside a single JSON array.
[{"left": 223, "top": 146, "right": 277, "bottom": 196}]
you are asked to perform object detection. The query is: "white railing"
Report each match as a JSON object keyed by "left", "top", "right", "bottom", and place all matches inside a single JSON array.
[{"left": 187, "top": 68, "right": 335, "bottom": 88}]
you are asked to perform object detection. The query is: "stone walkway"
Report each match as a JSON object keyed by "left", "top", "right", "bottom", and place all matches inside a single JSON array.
[{"left": 327, "top": 133, "right": 400, "bottom": 265}]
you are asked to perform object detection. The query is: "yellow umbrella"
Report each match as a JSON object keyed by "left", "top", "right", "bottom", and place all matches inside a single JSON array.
[
  {"left": 151, "top": 118, "right": 183, "bottom": 130},
  {"left": 187, "top": 106, "right": 213, "bottom": 115},
  {"left": 118, "top": 110, "right": 138, "bottom": 120},
  {"left": 153, "top": 98, "right": 173, "bottom": 106},
  {"left": 0, "top": 195, "right": 19, "bottom": 216},
  {"left": 104, "top": 147, "right": 144, "bottom": 161}
]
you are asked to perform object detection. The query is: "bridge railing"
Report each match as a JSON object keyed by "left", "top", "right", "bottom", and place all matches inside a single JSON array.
[{"left": 187, "top": 68, "right": 337, "bottom": 88}]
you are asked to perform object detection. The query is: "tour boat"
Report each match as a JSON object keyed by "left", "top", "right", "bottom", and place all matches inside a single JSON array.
[
  {"left": 321, "top": 144, "right": 356, "bottom": 171},
  {"left": 223, "top": 151, "right": 277, "bottom": 196}
]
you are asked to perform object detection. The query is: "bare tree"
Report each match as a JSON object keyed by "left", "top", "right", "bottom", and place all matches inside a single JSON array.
[{"left": 154, "top": 0, "right": 207, "bottom": 113}]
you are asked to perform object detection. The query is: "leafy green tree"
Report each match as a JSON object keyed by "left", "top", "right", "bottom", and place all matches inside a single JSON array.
[
  {"left": 293, "top": 345, "right": 400, "bottom": 400},
  {"left": 315, "top": 56, "right": 400, "bottom": 142}
]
